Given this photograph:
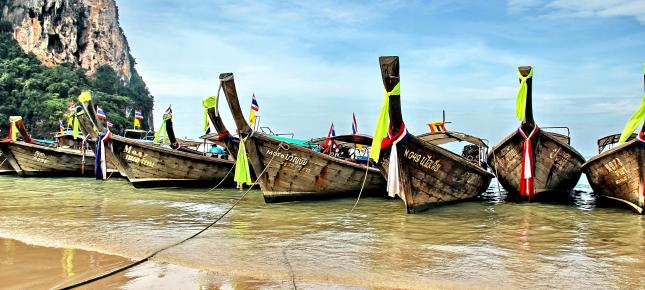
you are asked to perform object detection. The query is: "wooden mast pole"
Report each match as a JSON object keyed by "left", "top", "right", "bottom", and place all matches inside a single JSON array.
[{"left": 379, "top": 56, "right": 403, "bottom": 136}]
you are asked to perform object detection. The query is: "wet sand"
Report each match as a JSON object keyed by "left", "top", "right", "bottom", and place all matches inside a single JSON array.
[{"left": 0, "top": 238, "right": 132, "bottom": 289}]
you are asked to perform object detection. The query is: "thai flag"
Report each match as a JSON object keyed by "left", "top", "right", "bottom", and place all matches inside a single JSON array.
[
  {"left": 165, "top": 105, "right": 172, "bottom": 115},
  {"left": 106, "top": 121, "right": 113, "bottom": 128},
  {"left": 251, "top": 95, "right": 259, "bottom": 112},
  {"left": 327, "top": 123, "right": 336, "bottom": 146},
  {"left": 134, "top": 109, "right": 144, "bottom": 120},
  {"left": 352, "top": 113, "right": 358, "bottom": 134},
  {"left": 96, "top": 106, "right": 107, "bottom": 120}
]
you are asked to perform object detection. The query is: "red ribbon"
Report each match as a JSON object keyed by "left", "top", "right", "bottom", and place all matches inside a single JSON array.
[
  {"left": 381, "top": 122, "right": 406, "bottom": 149},
  {"left": 518, "top": 125, "right": 540, "bottom": 199},
  {"left": 638, "top": 131, "right": 645, "bottom": 197}
]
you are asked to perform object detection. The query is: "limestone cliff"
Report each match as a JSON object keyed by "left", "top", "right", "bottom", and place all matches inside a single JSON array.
[{"left": 0, "top": 0, "right": 133, "bottom": 81}]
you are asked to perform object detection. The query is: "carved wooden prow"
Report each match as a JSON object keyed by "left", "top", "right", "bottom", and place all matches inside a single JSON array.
[
  {"left": 13, "top": 119, "right": 33, "bottom": 143},
  {"left": 219, "top": 73, "right": 252, "bottom": 136},
  {"left": 163, "top": 116, "right": 179, "bottom": 149},
  {"left": 519, "top": 66, "right": 535, "bottom": 130},
  {"left": 379, "top": 56, "right": 404, "bottom": 136},
  {"left": 77, "top": 96, "right": 103, "bottom": 140}
]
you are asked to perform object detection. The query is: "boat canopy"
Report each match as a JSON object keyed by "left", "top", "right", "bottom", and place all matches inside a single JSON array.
[
  {"left": 310, "top": 134, "right": 374, "bottom": 146},
  {"left": 597, "top": 133, "right": 636, "bottom": 153},
  {"left": 268, "top": 135, "right": 316, "bottom": 147},
  {"left": 417, "top": 131, "right": 488, "bottom": 148}
]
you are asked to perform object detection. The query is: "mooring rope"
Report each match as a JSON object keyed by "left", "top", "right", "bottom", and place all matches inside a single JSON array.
[
  {"left": 350, "top": 159, "right": 372, "bottom": 212},
  {"left": 207, "top": 164, "right": 235, "bottom": 192},
  {"left": 282, "top": 240, "right": 299, "bottom": 290},
  {"left": 58, "top": 141, "right": 286, "bottom": 289}
]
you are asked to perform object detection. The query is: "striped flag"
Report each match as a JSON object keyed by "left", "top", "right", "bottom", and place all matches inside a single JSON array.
[
  {"left": 106, "top": 121, "right": 113, "bottom": 128},
  {"left": 323, "top": 123, "right": 338, "bottom": 154},
  {"left": 134, "top": 109, "right": 144, "bottom": 120},
  {"left": 249, "top": 94, "right": 259, "bottom": 126},
  {"left": 428, "top": 121, "right": 447, "bottom": 133},
  {"left": 352, "top": 113, "right": 358, "bottom": 134},
  {"left": 96, "top": 106, "right": 107, "bottom": 120},
  {"left": 165, "top": 105, "right": 172, "bottom": 115}
]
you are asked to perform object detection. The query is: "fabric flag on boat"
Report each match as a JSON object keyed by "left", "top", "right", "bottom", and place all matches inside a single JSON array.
[
  {"left": 133, "top": 109, "right": 144, "bottom": 128},
  {"left": 234, "top": 138, "right": 252, "bottom": 186},
  {"left": 94, "top": 129, "right": 112, "bottom": 180},
  {"left": 59, "top": 120, "right": 65, "bottom": 134},
  {"left": 165, "top": 105, "right": 172, "bottom": 115},
  {"left": 515, "top": 67, "right": 533, "bottom": 122},
  {"left": 106, "top": 121, "right": 113, "bottom": 128},
  {"left": 96, "top": 106, "right": 107, "bottom": 120},
  {"left": 352, "top": 113, "right": 358, "bottom": 134},
  {"left": 619, "top": 93, "right": 645, "bottom": 144},
  {"left": 428, "top": 121, "right": 447, "bottom": 133},
  {"left": 323, "top": 123, "right": 338, "bottom": 154},
  {"left": 153, "top": 113, "right": 172, "bottom": 144},
  {"left": 67, "top": 100, "right": 76, "bottom": 127},
  {"left": 370, "top": 82, "right": 400, "bottom": 162},
  {"left": 249, "top": 94, "right": 259, "bottom": 127}
]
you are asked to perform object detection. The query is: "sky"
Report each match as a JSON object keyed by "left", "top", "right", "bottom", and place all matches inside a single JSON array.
[{"left": 115, "top": 0, "right": 645, "bottom": 157}]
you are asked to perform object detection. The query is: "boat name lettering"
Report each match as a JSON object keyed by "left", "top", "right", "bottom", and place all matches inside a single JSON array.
[
  {"left": 603, "top": 158, "right": 628, "bottom": 184},
  {"left": 549, "top": 147, "right": 573, "bottom": 170},
  {"left": 32, "top": 151, "right": 49, "bottom": 164},
  {"left": 403, "top": 149, "right": 441, "bottom": 171},
  {"left": 266, "top": 149, "right": 308, "bottom": 166},
  {"left": 123, "top": 145, "right": 156, "bottom": 168}
]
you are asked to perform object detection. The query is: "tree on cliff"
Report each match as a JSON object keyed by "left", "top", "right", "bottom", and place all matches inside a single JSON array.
[{"left": 0, "top": 34, "right": 153, "bottom": 138}]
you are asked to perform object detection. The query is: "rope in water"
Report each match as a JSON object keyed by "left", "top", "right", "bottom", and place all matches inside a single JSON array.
[
  {"left": 350, "top": 159, "right": 372, "bottom": 212},
  {"left": 58, "top": 141, "right": 286, "bottom": 289}
]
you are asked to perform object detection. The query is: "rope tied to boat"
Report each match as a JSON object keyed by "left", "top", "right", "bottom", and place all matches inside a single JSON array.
[
  {"left": 58, "top": 140, "right": 289, "bottom": 290},
  {"left": 518, "top": 125, "right": 539, "bottom": 199},
  {"left": 515, "top": 67, "right": 533, "bottom": 122}
]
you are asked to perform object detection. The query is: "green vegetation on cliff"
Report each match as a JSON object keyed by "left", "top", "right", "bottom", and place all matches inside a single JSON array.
[{"left": 0, "top": 34, "right": 153, "bottom": 138}]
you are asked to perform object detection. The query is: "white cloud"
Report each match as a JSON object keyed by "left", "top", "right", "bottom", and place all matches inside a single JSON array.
[{"left": 508, "top": 0, "right": 645, "bottom": 23}]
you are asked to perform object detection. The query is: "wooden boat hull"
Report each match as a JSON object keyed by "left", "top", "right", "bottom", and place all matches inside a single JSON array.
[
  {"left": 582, "top": 140, "right": 644, "bottom": 214},
  {"left": 0, "top": 150, "right": 15, "bottom": 174},
  {"left": 379, "top": 133, "right": 494, "bottom": 213},
  {"left": 0, "top": 141, "right": 94, "bottom": 177},
  {"left": 247, "top": 134, "right": 386, "bottom": 202},
  {"left": 488, "top": 130, "right": 585, "bottom": 200},
  {"left": 106, "top": 135, "right": 235, "bottom": 188}
]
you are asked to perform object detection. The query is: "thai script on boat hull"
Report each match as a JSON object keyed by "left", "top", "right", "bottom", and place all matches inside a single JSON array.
[
  {"left": 32, "top": 151, "right": 49, "bottom": 164},
  {"left": 123, "top": 145, "right": 156, "bottom": 168},
  {"left": 403, "top": 149, "right": 441, "bottom": 171}
]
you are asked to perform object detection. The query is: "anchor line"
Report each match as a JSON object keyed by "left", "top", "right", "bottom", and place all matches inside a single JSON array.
[
  {"left": 350, "top": 159, "right": 372, "bottom": 212},
  {"left": 58, "top": 141, "right": 288, "bottom": 289}
]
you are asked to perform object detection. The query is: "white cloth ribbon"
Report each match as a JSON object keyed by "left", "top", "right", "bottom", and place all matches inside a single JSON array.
[{"left": 387, "top": 129, "right": 408, "bottom": 201}]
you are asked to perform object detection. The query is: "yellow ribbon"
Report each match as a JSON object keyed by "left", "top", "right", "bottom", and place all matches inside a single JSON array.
[
  {"left": 153, "top": 114, "right": 172, "bottom": 144},
  {"left": 72, "top": 114, "right": 79, "bottom": 139},
  {"left": 202, "top": 96, "right": 217, "bottom": 132},
  {"left": 370, "top": 82, "right": 400, "bottom": 162},
  {"left": 9, "top": 116, "right": 21, "bottom": 141},
  {"left": 234, "top": 137, "right": 252, "bottom": 186},
  {"left": 619, "top": 93, "right": 645, "bottom": 144},
  {"left": 515, "top": 67, "right": 534, "bottom": 122},
  {"left": 78, "top": 90, "right": 92, "bottom": 102}
]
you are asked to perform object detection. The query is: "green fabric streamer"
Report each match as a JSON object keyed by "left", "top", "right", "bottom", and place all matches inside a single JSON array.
[
  {"left": 153, "top": 114, "right": 172, "bottom": 144},
  {"left": 515, "top": 67, "right": 534, "bottom": 122},
  {"left": 202, "top": 96, "right": 217, "bottom": 132},
  {"left": 370, "top": 82, "right": 401, "bottom": 163},
  {"left": 619, "top": 93, "right": 645, "bottom": 144},
  {"left": 9, "top": 116, "right": 20, "bottom": 141},
  {"left": 234, "top": 138, "right": 252, "bottom": 186},
  {"left": 78, "top": 90, "right": 92, "bottom": 102}
]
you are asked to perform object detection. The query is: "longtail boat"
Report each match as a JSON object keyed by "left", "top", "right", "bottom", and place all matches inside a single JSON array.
[
  {"left": 371, "top": 56, "right": 494, "bottom": 213},
  {"left": 582, "top": 65, "right": 645, "bottom": 213},
  {"left": 0, "top": 117, "right": 95, "bottom": 177},
  {"left": 76, "top": 92, "right": 235, "bottom": 188},
  {"left": 218, "top": 72, "right": 386, "bottom": 202},
  {"left": 0, "top": 150, "right": 15, "bottom": 174},
  {"left": 201, "top": 94, "right": 240, "bottom": 158},
  {"left": 487, "top": 66, "right": 585, "bottom": 201}
]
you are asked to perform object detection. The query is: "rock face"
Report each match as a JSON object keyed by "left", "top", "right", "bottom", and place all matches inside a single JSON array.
[{"left": 1, "top": 0, "right": 133, "bottom": 81}]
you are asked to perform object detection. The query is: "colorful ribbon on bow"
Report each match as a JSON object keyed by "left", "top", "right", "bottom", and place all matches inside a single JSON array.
[
  {"left": 153, "top": 113, "right": 172, "bottom": 144},
  {"left": 385, "top": 122, "right": 408, "bottom": 201},
  {"left": 515, "top": 67, "right": 534, "bottom": 122},
  {"left": 370, "top": 82, "right": 401, "bottom": 162},
  {"left": 202, "top": 96, "right": 217, "bottom": 133},
  {"left": 518, "top": 125, "right": 540, "bottom": 199},
  {"left": 94, "top": 129, "right": 112, "bottom": 180},
  {"left": 234, "top": 137, "right": 252, "bottom": 186},
  {"left": 8, "top": 116, "right": 20, "bottom": 141}
]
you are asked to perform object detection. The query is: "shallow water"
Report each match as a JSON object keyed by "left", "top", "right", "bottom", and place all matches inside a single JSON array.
[{"left": 0, "top": 176, "right": 644, "bottom": 289}]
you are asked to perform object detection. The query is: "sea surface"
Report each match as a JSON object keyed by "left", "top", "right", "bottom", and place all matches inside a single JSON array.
[{"left": 0, "top": 175, "right": 644, "bottom": 289}]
